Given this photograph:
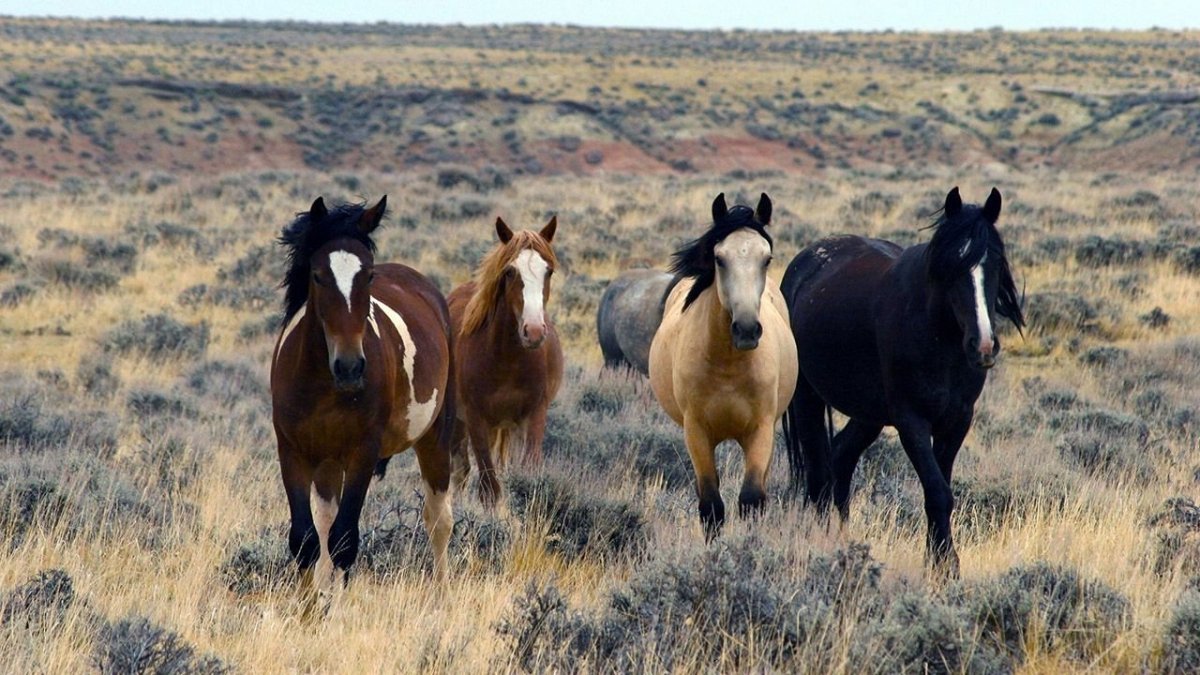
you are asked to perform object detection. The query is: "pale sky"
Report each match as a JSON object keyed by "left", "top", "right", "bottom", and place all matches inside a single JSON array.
[{"left": 1, "top": 0, "right": 1197, "bottom": 31}]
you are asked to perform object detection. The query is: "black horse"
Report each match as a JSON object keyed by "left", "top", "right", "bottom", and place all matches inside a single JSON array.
[{"left": 781, "top": 187, "right": 1024, "bottom": 575}]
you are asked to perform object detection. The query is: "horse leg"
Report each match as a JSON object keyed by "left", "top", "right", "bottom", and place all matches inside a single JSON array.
[
  {"left": 895, "top": 416, "right": 959, "bottom": 579},
  {"left": 414, "top": 426, "right": 454, "bottom": 582},
  {"left": 737, "top": 417, "right": 776, "bottom": 519},
  {"left": 467, "top": 418, "right": 502, "bottom": 508},
  {"left": 522, "top": 405, "right": 549, "bottom": 466},
  {"left": 684, "top": 416, "right": 724, "bottom": 539},
  {"left": 325, "top": 457, "right": 376, "bottom": 586},
  {"left": 786, "top": 378, "right": 834, "bottom": 511},
  {"left": 308, "top": 459, "right": 345, "bottom": 593},
  {"left": 279, "top": 451, "right": 319, "bottom": 575},
  {"left": 831, "top": 420, "right": 884, "bottom": 520},
  {"left": 933, "top": 412, "right": 973, "bottom": 485}
]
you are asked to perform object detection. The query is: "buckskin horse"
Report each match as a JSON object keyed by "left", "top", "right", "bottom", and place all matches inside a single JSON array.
[
  {"left": 649, "top": 193, "right": 798, "bottom": 537},
  {"left": 781, "top": 187, "right": 1024, "bottom": 576},
  {"left": 447, "top": 216, "right": 563, "bottom": 507},
  {"left": 271, "top": 196, "right": 456, "bottom": 588}
]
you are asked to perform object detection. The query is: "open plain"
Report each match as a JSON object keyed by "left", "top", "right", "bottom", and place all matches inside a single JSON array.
[{"left": 0, "top": 18, "right": 1198, "bottom": 673}]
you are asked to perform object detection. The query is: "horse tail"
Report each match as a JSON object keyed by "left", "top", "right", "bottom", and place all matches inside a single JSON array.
[
  {"left": 826, "top": 405, "right": 835, "bottom": 459},
  {"left": 782, "top": 396, "right": 802, "bottom": 492}
]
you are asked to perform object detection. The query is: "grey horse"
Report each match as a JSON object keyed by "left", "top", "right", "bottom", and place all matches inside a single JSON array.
[{"left": 596, "top": 269, "right": 674, "bottom": 375}]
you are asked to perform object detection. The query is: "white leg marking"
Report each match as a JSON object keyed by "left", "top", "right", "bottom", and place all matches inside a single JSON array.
[
  {"left": 970, "top": 261, "right": 992, "bottom": 346},
  {"left": 310, "top": 482, "right": 340, "bottom": 592},
  {"left": 422, "top": 480, "right": 453, "bottom": 581},
  {"left": 371, "top": 297, "right": 439, "bottom": 437},
  {"left": 329, "top": 250, "right": 363, "bottom": 312},
  {"left": 513, "top": 249, "right": 549, "bottom": 330},
  {"left": 273, "top": 305, "right": 307, "bottom": 367}
]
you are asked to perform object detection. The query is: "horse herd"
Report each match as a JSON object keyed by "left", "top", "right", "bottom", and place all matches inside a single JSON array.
[{"left": 269, "top": 187, "right": 1024, "bottom": 591}]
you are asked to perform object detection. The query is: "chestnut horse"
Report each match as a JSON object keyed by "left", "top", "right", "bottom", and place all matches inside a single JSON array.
[
  {"left": 448, "top": 217, "right": 563, "bottom": 507},
  {"left": 271, "top": 196, "right": 456, "bottom": 588},
  {"left": 649, "top": 193, "right": 798, "bottom": 537}
]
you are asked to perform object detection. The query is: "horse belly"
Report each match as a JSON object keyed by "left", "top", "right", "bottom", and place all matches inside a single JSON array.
[{"left": 794, "top": 296, "right": 890, "bottom": 425}]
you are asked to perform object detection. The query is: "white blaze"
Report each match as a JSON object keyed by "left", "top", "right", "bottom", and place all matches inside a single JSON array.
[
  {"left": 371, "top": 297, "right": 439, "bottom": 438},
  {"left": 513, "top": 249, "right": 549, "bottom": 329},
  {"left": 328, "top": 251, "right": 363, "bottom": 312},
  {"left": 970, "top": 257, "right": 992, "bottom": 349}
]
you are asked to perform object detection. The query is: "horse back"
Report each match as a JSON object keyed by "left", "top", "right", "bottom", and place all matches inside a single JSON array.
[
  {"left": 597, "top": 269, "right": 673, "bottom": 375},
  {"left": 784, "top": 236, "right": 900, "bottom": 425}
]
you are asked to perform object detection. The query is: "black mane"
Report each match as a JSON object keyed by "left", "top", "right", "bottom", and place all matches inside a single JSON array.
[
  {"left": 924, "top": 204, "right": 1025, "bottom": 332},
  {"left": 279, "top": 201, "right": 379, "bottom": 325},
  {"left": 669, "top": 203, "right": 773, "bottom": 311}
]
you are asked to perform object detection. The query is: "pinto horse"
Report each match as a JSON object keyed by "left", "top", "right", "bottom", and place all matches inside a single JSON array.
[
  {"left": 596, "top": 268, "right": 674, "bottom": 376},
  {"left": 271, "top": 196, "right": 456, "bottom": 588},
  {"left": 649, "top": 193, "right": 798, "bottom": 537},
  {"left": 781, "top": 187, "right": 1024, "bottom": 576},
  {"left": 447, "top": 216, "right": 563, "bottom": 507}
]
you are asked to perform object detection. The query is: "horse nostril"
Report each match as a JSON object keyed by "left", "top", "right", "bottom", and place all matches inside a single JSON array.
[{"left": 752, "top": 322, "right": 763, "bottom": 340}]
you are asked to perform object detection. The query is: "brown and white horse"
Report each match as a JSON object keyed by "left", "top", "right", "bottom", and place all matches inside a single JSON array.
[
  {"left": 649, "top": 193, "right": 798, "bottom": 537},
  {"left": 447, "top": 216, "right": 563, "bottom": 507},
  {"left": 271, "top": 196, "right": 456, "bottom": 589}
]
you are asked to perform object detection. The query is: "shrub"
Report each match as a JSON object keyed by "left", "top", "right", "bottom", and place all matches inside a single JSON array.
[
  {"left": 0, "top": 374, "right": 118, "bottom": 453},
  {"left": 1147, "top": 498, "right": 1200, "bottom": 577},
  {"left": 77, "top": 354, "right": 121, "bottom": 399},
  {"left": 102, "top": 313, "right": 209, "bottom": 360},
  {"left": 185, "top": 359, "right": 268, "bottom": 409},
  {"left": 497, "top": 536, "right": 882, "bottom": 672},
  {"left": 1074, "top": 236, "right": 1145, "bottom": 268},
  {"left": 960, "top": 562, "right": 1131, "bottom": 665},
  {"left": 853, "top": 589, "right": 1005, "bottom": 674},
  {"left": 1162, "top": 591, "right": 1200, "bottom": 674},
  {"left": 505, "top": 473, "right": 646, "bottom": 561},
  {"left": 358, "top": 484, "right": 511, "bottom": 577},
  {"left": 218, "top": 525, "right": 292, "bottom": 596},
  {"left": 0, "top": 569, "right": 75, "bottom": 629},
  {"left": 94, "top": 615, "right": 230, "bottom": 674}
]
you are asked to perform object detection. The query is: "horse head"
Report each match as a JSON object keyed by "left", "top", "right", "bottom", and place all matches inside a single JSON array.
[
  {"left": 705, "top": 192, "right": 772, "bottom": 348},
  {"left": 288, "top": 195, "right": 386, "bottom": 391},
  {"left": 492, "top": 216, "right": 558, "bottom": 349},
  {"left": 926, "top": 187, "right": 1023, "bottom": 369}
]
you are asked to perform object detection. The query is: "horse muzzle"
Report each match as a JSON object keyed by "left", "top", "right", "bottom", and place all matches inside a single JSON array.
[
  {"left": 332, "top": 355, "right": 366, "bottom": 391},
  {"left": 520, "top": 323, "right": 546, "bottom": 350},
  {"left": 731, "top": 320, "right": 763, "bottom": 351}
]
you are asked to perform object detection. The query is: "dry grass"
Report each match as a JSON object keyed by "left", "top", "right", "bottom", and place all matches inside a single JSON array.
[{"left": 0, "top": 17, "right": 1199, "bottom": 675}]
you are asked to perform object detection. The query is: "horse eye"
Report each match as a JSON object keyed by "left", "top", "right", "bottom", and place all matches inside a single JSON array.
[
  {"left": 368, "top": 271, "right": 376, "bottom": 283},
  {"left": 764, "top": 257, "right": 773, "bottom": 268},
  {"left": 312, "top": 272, "right": 324, "bottom": 286},
  {"left": 715, "top": 258, "right": 725, "bottom": 268}
]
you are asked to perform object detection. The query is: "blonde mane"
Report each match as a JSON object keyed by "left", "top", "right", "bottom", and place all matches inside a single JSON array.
[{"left": 461, "top": 230, "right": 558, "bottom": 335}]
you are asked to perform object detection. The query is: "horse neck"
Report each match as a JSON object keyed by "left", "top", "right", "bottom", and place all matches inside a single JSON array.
[
  {"left": 479, "top": 288, "right": 526, "bottom": 356},
  {"left": 693, "top": 285, "right": 742, "bottom": 359}
]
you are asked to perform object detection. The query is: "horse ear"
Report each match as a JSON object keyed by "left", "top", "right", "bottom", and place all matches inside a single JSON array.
[
  {"left": 712, "top": 193, "right": 728, "bottom": 222},
  {"left": 944, "top": 187, "right": 962, "bottom": 217},
  {"left": 756, "top": 193, "right": 772, "bottom": 225},
  {"left": 310, "top": 196, "right": 327, "bottom": 220},
  {"left": 359, "top": 195, "right": 387, "bottom": 234},
  {"left": 540, "top": 215, "right": 557, "bottom": 243},
  {"left": 982, "top": 187, "right": 1002, "bottom": 222},
  {"left": 495, "top": 217, "right": 514, "bottom": 243}
]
